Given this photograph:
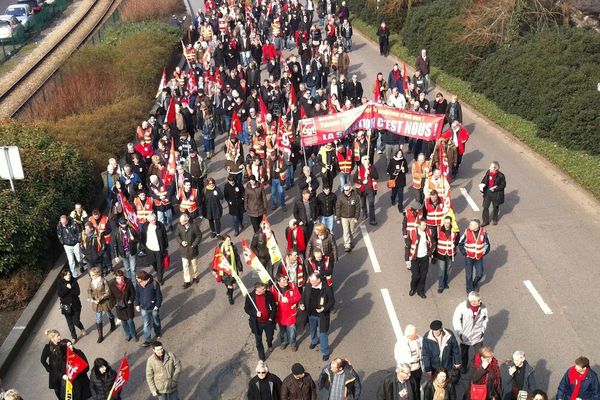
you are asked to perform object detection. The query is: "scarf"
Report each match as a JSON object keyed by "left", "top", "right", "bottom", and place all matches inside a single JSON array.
[
  {"left": 117, "top": 279, "right": 126, "bottom": 293},
  {"left": 206, "top": 183, "right": 216, "bottom": 191},
  {"left": 392, "top": 69, "right": 401, "bottom": 83},
  {"left": 287, "top": 227, "right": 306, "bottom": 251},
  {"left": 488, "top": 170, "right": 498, "bottom": 189},
  {"left": 433, "top": 379, "right": 446, "bottom": 400},
  {"left": 473, "top": 353, "right": 501, "bottom": 391},
  {"left": 468, "top": 303, "right": 480, "bottom": 316},
  {"left": 568, "top": 366, "right": 590, "bottom": 400}
]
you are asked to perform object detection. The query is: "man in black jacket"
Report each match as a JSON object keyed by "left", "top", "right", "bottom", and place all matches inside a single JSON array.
[
  {"left": 480, "top": 161, "right": 506, "bottom": 226},
  {"left": 376, "top": 363, "right": 417, "bottom": 400},
  {"left": 244, "top": 282, "right": 277, "bottom": 361},
  {"left": 345, "top": 74, "right": 363, "bottom": 106},
  {"left": 111, "top": 217, "right": 139, "bottom": 282},
  {"left": 140, "top": 213, "right": 169, "bottom": 285},
  {"left": 293, "top": 189, "right": 318, "bottom": 239},
  {"left": 298, "top": 272, "right": 335, "bottom": 361},
  {"left": 57, "top": 215, "right": 83, "bottom": 278}
]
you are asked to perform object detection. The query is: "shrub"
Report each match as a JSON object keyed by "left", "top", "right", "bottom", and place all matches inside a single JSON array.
[
  {"left": 0, "top": 268, "right": 45, "bottom": 311},
  {"left": 120, "top": 0, "right": 186, "bottom": 23},
  {"left": 0, "top": 121, "right": 94, "bottom": 276},
  {"left": 472, "top": 28, "right": 600, "bottom": 154}
]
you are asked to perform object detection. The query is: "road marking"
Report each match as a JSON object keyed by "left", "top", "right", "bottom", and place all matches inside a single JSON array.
[
  {"left": 460, "top": 187, "right": 480, "bottom": 211},
  {"left": 359, "top": 223, "right": 381, "bottom": 273},
  {"left": 380, "top": 288, "right": 403, "bottom": 341},
  {"left": 12, "top": 326, "right": 25, "bottom": 330},
  {"left": 523, "top": 280, "right": 553, "bottom": 315}
]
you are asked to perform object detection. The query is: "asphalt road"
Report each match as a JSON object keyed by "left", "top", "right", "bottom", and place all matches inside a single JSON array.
[{"left": 4, "top": 2, "right": 600, "bottom": 399}]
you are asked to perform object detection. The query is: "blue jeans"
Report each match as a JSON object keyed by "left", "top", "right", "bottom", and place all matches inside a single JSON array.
[
  {"left": 285, "top": 165, "right": 294, "bottom": 188},
  {"left": 157, "top": 391, "right": 180, "bottom": 400},
  {"left": 339, "top": 172, "right": 350, "bottom": 191},
  {"left": 157, "top": 209, "right": 173, "bottom": 227},
  {"left": 279, "top": 324, "right": 297, "bottom": 346},
  {"left": 140, "top": 308, "right": 161, "bottom": 342},
  {"left": 465, "top": 257, "right": 483, "bottom": 293},
  {"left": 223, "top": 115, "right": 231, "bottom": 135},
  {"left": 271, "top": 179, "right": 285, "bottom": 207},
  {"left": 320, "top": 215, "right": 334, "bottom": 232},
  {"left": 308, "top": 315, "right": 329, "bottom": 356},
  {"left": 95, "top": 310, "right": 114, "bottom": 324},
  {"left": 121, "top": 318, "right": 137, "bottom": 339},
  {"left": 438, "top": 255, "right": 453, "bottom": 289},
  {"left": 63, "top": 244, "right": 82, "bottom": 278},
  {"left": 231, "top": 214, "right": 244, "bottom": 234},
  {"left": 121, "top": 253, "right": 137, "bottom": 282}
]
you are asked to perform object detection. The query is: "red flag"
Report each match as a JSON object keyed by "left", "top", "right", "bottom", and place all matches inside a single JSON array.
[
  {"left": 117, "top": 193, "right": 139, "bottom": 232},
  {"left": 259, "top": 95, "right": 268, "bottom": 118},
  {"left": 231, "top": 111, "right": 243, "bottom": 137},
  {"left": 300, "top": 104, "right": 307, "bottom": 120},
  {"left": 289, "top": 84, "right": 297, "bottom": 107},
  {"left": 110, "top": 357, "right": 130, "bottom": 398},
  {"left": 164, "top": 137, "right": 176, "bottom": 187},
  {"left": 439, "top": 141, "right": 451, "bottom": 183},
  {"left": 373, "top": 79, "right": 381, "bottom": 102},
  {"left": 66, "top": 346, "right": 88, "bottom": 383},
  {"left": 402, "top": 63, "right": 409, "bottom": 93},
  {"left": 166, "top": 97, "right": 176, "bottom": 125},
  {"left": 211, "top": 246, "right": 233, "bottom": 276},
  {"left": 156, "top": 67, "right": 167, "bottom": 98},
  {"left": 187, "top": 71, "right": 197, "bottom": 94},
  {"left": 215, "top": 69, "right": 223, "bottom": 88}
]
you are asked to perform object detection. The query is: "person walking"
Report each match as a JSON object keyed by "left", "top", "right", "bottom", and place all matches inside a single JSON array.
[
  {"left": 453, "top": 291, "right": 489, "bottom": 374},
  {"left": 108, "top": 269, "right": 138, "bottom": 342},
  {"left": 214, "top": 234, "right": 243, "bottom": 305},
  {"left": 281, "top": 363, "right": 318, "bottom": 400},
  {"left": 111, "top": 217, "right": 139, "bottom": 282},
  {"left": 415, "top": 49, "right": 430, "bottom": 94},
  {"left": 270, "top": 273, "right": 302, "bottom": 352},
  {"left": 318, "top": 357, "right": 362, "bottom": 399},
  {"left": 87, "top": 266, "right": 116, "bottom": 343},
  {"left": 376, "top": 363, "right": 417, "bottom": 400},
  {"left": 423, "top": 368, "right": 456, "bottom": 400},
  {"left": 146, "top": 341, "right": 182, "bottom": 400},
  {"left": 411, "top": 153, "right": 429, "bottom": 205},
  {"left": 293, "top": 189, "right": 318, "bottom": 238},
  {"left": 394, "top": 324, "right": 423, "bottom": 398},
  {"left": 90, "top": 358, "right": 120, "bottom": 400},
  {"left": 57, "top": 268, "right": 86, "bottom": 343},
  {"left": 387, "top": 148, "right": 408, "bottom": 212},
  {"left": 57, "top": 215, "right": 84, "bottom": 278},
  {"left": 458, "top": 219, "right": 491, "bottom": 293},
  {"left": 62, "top": 339, "right": 92, "bottom": 400},
  {"left": 422, "top": 320, "right": 462, "bottom": 376},
  {"left": 245, "top": 174, "right": 268, "bottom": 232},
  {"left": 441, "top": 121, "right": 469, "bottom": 177},
  {"left": 377, "top": 22, "right": 390, "bottom": 57},
  {"left": 244, "top": 281, "right": 277, "bottom": 361},
  {"left": 435, "top": 215, "right": 459, "bottom": 293},
  {"left": 479, "top": 162, "right": 506, "bottom": 226},
  {"left": 316, "top": 186, "right": 337, "bottom": 232},
  {"left": 247, "top": 360, "right": 282, "bottom": 400},
  {"left": 285, "top": 219, "right": 308, "bottom": 255},
  {"left": 140, "top": 213, "right": 169, "bottom": 285},
  {"left": 405, "top": 219, "right": 435, "bottom": 299},
  {"left": 335, "top": 184, "right": 361, "bottom": 252},
  {"left": 175, "top": 213, "right": 202, "bottom": 289},
  {"left": 468, "top": 347, "right": 503, "bottom": 400},
  {"left": 557, "top": 356, "right": 600, "bottom": 400},
  {"left": 135, "top": 270, "right": 162, "bottom": 347},
  {"left": 251, "top": 222, "right": 274, "bottom": 277},
  {"left": 204, "top": 177, "right": 224, "bottom": 238},
  {"left": 298, "top": 272, "right": 335, "bottom": 361},
  {"left": 305, "top": 223, "right": 338, "bottom": 264},
  {"left": 40, "top": 329, "right": 65, "bottom": 400},
  {"left": 506, "top": 351, "right": 538, "bottom": 400},
  {"left": 223, "top": 174, "right": 245, "bottom": 236},
  {"left": 354, "top": 155, "right": 379, "bottom": 225}
]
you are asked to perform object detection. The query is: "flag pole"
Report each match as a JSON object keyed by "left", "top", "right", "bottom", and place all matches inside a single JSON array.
[{"left": 247, "top": 291, "right": 260, "bottom": 313}]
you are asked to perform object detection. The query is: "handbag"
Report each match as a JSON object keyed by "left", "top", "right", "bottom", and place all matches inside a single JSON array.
[
  {"left": 470, "top": 383, "right": 488, "bottom": 400},
  {"left": 60, "top": 303, "right": 72, "bottom": 315},
  {"left": 115, "top": 299, "right": 127, "bottom": 309},
  {"left": 387, "top": 179, "right": 396, "bottom": 189},
  {"left": 163, "top": 253, "right": 171, "bottom": 270}
]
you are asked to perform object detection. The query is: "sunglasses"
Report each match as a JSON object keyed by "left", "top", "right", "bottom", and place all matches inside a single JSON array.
[{"left": 257, "top": 371, "right": 267, "bottom": 375}]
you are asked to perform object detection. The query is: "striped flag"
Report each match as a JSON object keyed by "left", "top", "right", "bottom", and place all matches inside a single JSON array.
[
  {"left": 107, "top": 357, "right": 130, "bottom": 399},
  {"left": 241, "top": 239, "right": 271, "bottom": 283},
  {"left": 117, "top": 193, "right": 139, "bottom": 232}
]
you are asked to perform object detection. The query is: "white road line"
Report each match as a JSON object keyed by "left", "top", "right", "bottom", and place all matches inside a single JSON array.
[
  {"left": 523, "top": 280, "right": 553, "bottom": 315},
  {"left": 460, "top": 187, "right": 480, "bottom": 211},
  {"left": 12, "top": 326, "right": 25, "bottom": 330},
  {"left": 380, "top": 288, "right": 403, "bottom": 341},
  {"left": 359, "top": 223, "right": 381, "bottom": 273}
]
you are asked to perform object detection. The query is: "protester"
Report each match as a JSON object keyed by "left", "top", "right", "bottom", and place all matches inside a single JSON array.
[
  {"left": 423, "top": 368, "right": 456, "bottom": 400},
  {"left": 468, "top": 347, "right": 503, "bottom": 400},
  {"left": 557, "top": 356, "right": 600, "bottom": 400},
  {"left": 57, "top": 215, "right": 84, "bottom": 278},
  {"left": 87, "top": 266, "right": 116, "bottom": 343},
  {"left": 108, "top": 269, "right": 138, "bottom": 342},
  {"left": 285, "top": 219, "right": 308, "bottom": 254},
  {"left": 394, "top": 324, "right": 423, "bottom": 397},
  {"left": 293, "top": 189, "right": 318, "bottom": 238},
  {"left": 214, "top": 234, "right": 243, "bottom": 305},
  {"left": 316, "top": 185, "right": 337, "bottom": 232},
  {"left": 376, "top": 363, "right": 417, "bottom": 400},
  {"left": 281, "top": 363, "right": 318, "bottom": 400},
  {"left": 135, "top": 270, "right": 162, "bottom": 347},
  {"left": 57, "top": 268, "right": 86, "bottom": 343},
  {"left": 376, "top": 22, "right": 390, "bottom": 57},
  {"left": 245, "top": 174, "right": 268, "bottom": 232},
  {"left": 89, "top": 358, "right": 120, "bottom": 400},
  {"left": 458, "top": 219, "right": 491, "bottom": 293},
  {"left": 111, "top": 217, "right": 139, "bottom": 282},
  {"left": 140, "top": 213, "right": 169, "bottom": 285},
  {"left": 435, "top": 215, "right": 459, "bottom": 293},
  {"left": 354, "top": 155, "right": 379, "bottom": 225},
  {"left": 441, "top": 121, "right": 469, "bottom": 177},
  {"left": 387, "top": 148, "right": 408, "bottom": 211},
  {"left": 318, "top": 357, "right": 362, "bottom": 399},
  {"left": 298, "top": 272, "right": 335, "bottom": 361},
  {"left": 145, "top": 341, "right": 182, "bottom": 399},
  {"left": 244, "top": 281, "right": 277, "bottom": 361},
  {"left": 271, "top": 273, "right": 302, "bottom": 351},
  {"left": 506, "top": 351, "right": 538, "bottom": 399},
  {"left": 480, "top": 162, "right": 506, "bottom": 226},
  {"left": 175, "top": 213, "right": 202, "bottom": 288},
  {"left": 40, "top": 329, "right": 65, "bottom": 400},
  {"left": 247, "top": 361, "right": 282, "bottom": 400},
  {"left": 422, "top": 320, "right": 462, "bottom": 375},
  {"left": 453, "top": 291, "right": 489, "bottom": 373},
  {"left": 251, "top": 222, "right": 274, "bottom": 276},
  {"left": 223, "top": 174, "right": 246, "bottom": 236},
  {"left": 80, "top": 222, "right": 109, "bottom": 276},
  {"left": 279, "top": 249, "right": 308, "bottom": 294},
  {"left": 405, "top": 219, "right": 435, "bottom": 299}
]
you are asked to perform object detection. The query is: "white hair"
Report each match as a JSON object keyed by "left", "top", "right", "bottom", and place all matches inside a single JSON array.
[
  {"left": 404, "top": 324, "right": 417, "bottom": 337},
  {"left": 467, "top": 291, "right": 481, "bottom": 301},
  {"left": 513, "top": 350, "right": 525, "bottom": 360},
  {"left": 396, "top": 363, "right": 410, "bottom": 373},
  {"left": 256, "top": 360, "right": 268, "bottom": 373}
]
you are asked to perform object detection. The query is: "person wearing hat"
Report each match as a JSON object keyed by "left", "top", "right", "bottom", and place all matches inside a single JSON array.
[
  {"left": 422, "top": 320, "right": 461, "bottom": 377},
  {"left": 281, "top": 363, "right": 318, "bottom": 400},
  {"left": 111, "top": 217, "right": 139, "bottom": 282},
  {"left": 376, "top": 363, "right": 417, "bottom": 400}
]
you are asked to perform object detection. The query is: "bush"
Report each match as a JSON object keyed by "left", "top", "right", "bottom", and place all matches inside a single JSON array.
[
  {"left": 120, "top": 0, "right": 186, "bottom": 23},
  {"left": 0, "top": 121, "right": 94, "bottom": 276},
  {"left": 0, "top": 268, "right": 44, "bottom": 311},
  {"left": 472, "top": 28, "right": 600, "bottom": 154}
]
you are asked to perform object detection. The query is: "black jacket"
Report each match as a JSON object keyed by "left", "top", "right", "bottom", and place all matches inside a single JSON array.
[
  {"left": 90, "top": 368, "right": 120, "bottom": 400},
  {"left": 57, "top": 219, "right": 81, "bottom": 246},
  {"left": 174, "top": 222, "right": 202, "bottom": 259},
  {"left": 57, "top": 278, "right": 82, "bottom": 312},
  {"left": 244, "top": 290, "right": 276, "bottom": 334},
  {"left": 223, "top": 181, "right": 245, "bottom": 216},
  {"left": 481, "top": 170, "right": 506, "bottom": 205},
  {"left": 316, "top": 192, "right": 337, "bottom": 217},
  {"left": 297, "top": 282, "right": 334, "bottom": 332},
  {"left": 247, "top": 373, "right": 283, "bottom": 400},
  {"left": 41, "top": 342, "right": 65, "bottom": 390},
  {"left": 108, "top": 277, "right": 136, "bottom": 321},
  {"left": 376, "top": 373, "right": 416, "bottom": 400},
  {"left": 140, "top": 221, "right": 169, "bottom": 254},
  {"left": 387, "top": 157, "right": 408, "bottom": 187},
  {"left": 111, "top": 226, "right": 139, "bottom": 257},
  {"left": 423, "top": 380, "right": 457, "bottom": 400},
  {"left": 293, "top": 198, "right": 318, "bottom": 225}
]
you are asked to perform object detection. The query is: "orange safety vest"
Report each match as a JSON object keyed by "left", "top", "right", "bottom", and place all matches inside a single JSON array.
[
  {"left": 265, "top": 134, "right": 276, "bottom": 158},
  {"left": 185, "top": 47, "right": 197, "bottom": 63},
  {"left": 353, "top": 139, "right": 365, "bottom": 161},
  {"left": 336, "top": 149, "right": 353, "bottom": 173},
  {"left": 405, "top": 209, "right": 423, "bottom": 236},
  {"left": 89, "top": 215, "right": 111, "bottom": 244},
  {"left": 134, "top": 197, "right": 153, "bottom": 224},
  {"left": 425, "top": 199, "right": 445, "bottom": 226},
  {"left": 253, "top": 135, "right": 266, "bottom": 158},
  {"left": 174, "top": 71, "right": 184, "bottom": 87},
  {"left": 411, "top": 161, "right": 428, "bottom": 189},
  {"left": 408, "top": 228, "right": 433, "bottom": 260},
  {"left": 436, "top": 227, "right": 456, "bottom": 256},
  {"left": 308, "top": 257, "right": 333, "bottom": 286},
  {"left": 151, "top": 185, "right": 171, "bottom": 206},
  {"left": 178, "top": 187, "right": 198, "bottom": 213},
  {"left": 464, "top": 228, "right": 487, "bottom": 260}
]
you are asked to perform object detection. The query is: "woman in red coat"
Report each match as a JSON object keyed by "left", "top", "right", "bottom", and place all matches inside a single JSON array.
[
  {"left": 441, "top": 121, "right": 470, "bottom": 177},
  {"left": 270, "top": 274, "right": 302, "bottom": 351}
]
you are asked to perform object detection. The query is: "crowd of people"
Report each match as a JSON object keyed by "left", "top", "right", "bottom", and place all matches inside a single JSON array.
[{"left": 7, "top": 0, "right": 592, "bottom": 398}]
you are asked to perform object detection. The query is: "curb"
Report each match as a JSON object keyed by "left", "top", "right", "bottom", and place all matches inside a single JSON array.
[{"left": 0, "top": 253, "right": 66, "bottom": 378}]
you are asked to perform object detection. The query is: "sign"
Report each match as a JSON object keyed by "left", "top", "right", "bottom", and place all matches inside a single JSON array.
[
  {"left": 299, "top": 103, "right": 444, "bottom": 146},
  {"left": 0, "top": 146, "right": 24, "bottom": 193}
]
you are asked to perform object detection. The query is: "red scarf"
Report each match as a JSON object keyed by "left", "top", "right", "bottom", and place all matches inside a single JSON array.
[
  {"left": 392, "top": 70, "right": 401, "bottom": 83},
  {"left": 488, "top": 170, "right": 498, "bottom": 188},
  {"left": 469, "top": 303, "right": 480, "bottom": 316},
  {"left": 473, "top": 353, "right": 501, "bottom": 390},
  {"left": 568, "top": 366, "right": 590, "bottom": 400},
  {"left": 117, "top": 279, "right": 126, "bottom": 293},
  {"left": 373, "top": 79, "right": 382, "bottom": 102}
]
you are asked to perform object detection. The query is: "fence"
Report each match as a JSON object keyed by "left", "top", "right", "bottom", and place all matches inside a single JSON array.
[{"left": 1, "top": 0, "right": 69, "bottom": 64}]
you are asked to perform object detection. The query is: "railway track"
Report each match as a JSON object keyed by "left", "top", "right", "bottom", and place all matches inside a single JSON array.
[{"left": 0, "top": 0, "right": 120, "bottom": 118}]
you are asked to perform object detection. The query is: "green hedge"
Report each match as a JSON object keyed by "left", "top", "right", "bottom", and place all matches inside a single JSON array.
[{"left": 0, "top": 122, "right": 94, "bottom": 276}]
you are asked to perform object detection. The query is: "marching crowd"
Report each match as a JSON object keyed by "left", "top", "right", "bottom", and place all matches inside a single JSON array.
[{"left": 6, "top": 0, "right": 593, "bottom": 399}]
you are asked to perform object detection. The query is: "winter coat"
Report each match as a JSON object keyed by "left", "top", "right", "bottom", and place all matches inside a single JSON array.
[
  {"left": 270, "top": 283, "right": 302, "bottom": 326},
  {"left": 111, "top": 226, "right": 139, "bottom": 257},
  {"left": 90, "top": 368, "right": 120, "bottom": 400},
  {"left": 281, "top": 373, "right": 317, "bottom": 400},
  {"left": 135, "top": 276, "right": 162, "bottom": 310},
  {"left": 41, "top": 342, "right": 65, "bottom": 390},
  {"left": 244, "top": 290, "right": 276, "bottom": 334},
  {"left": 204, "top": 185, "right": 224, "bottom": 219},
  {"left": 316, "top": 192, "right": 337, "bottom": 217},
  {"left": 108, "top": 277, "right": 136, "bottom": 321},
  {"left": 421, "top": 329, "right": 461, "bottom": 373},
  {"left": 481, "top": 170, "right": 506, "bottom": 205},
  {"left": 174, "top": 222, "right": 202, "bottom": 259},
  {"left": 423, "top": 380, "right": 457, "bottom": 400},
  {"left": 335, "top": 189, "right": 361, "bottom": 219},
  {"left": 146, "top": 351, "right": 182, "bottom": 395},
  {"left": 452, "top": 301, "right": 488, "bottom": 346},
  {"left": 376, "top": 373, "right": 416, "bottom": 400},
  {"left": 57, "top": 278, "right": 82, "bottom": 314},
  {"left": 244, "top": 183, "right": 268, "bottom": 217},
  {"left": 140, "top": 221, "right": 169, "bottom": 254},
  {"left": 87, "top": 277, "right": 115, "bottom": 313},
  {"left": 247, "top": 373, "right": 283, "bottom": 400},
  {"left": 305, "top": 230, "right": 338, "bottom": 261},
  {"left": 504, "top": 361, "right": 537, "bottom": 400},
  {"left": 250, "top": 231, "right": 272, "bottom": 269},
  {"left": 557, "top": 366, "right": 600, "bottom": 400},
  {"left": 293, "top": 198, "right": 318, "bottom": 225},
  {"left": 318, "top": 364, "right": 362, "bottom": 399},
  {"left": 387, "top": 157, "right": 408, "bottom": 187},
  {"left": 223, "top": 181, "right": 245, "bottom": 216},
  {"left": 57, "top": 219, "right": 81, "bottom": 246},
  {"left": 297, "top": 281, "right": 334, "bottom": 332}
]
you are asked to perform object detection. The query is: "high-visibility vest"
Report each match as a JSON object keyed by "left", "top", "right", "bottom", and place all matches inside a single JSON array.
[
  {"left": 178, "top": 187, "right": 198, "bottom": 213},
  {"left": 408, "top": 228, "right": 433, "bottom": 260},
  {"left": 425, "top": 199, "right": 445, "bottom": 226},
  {"left": 185, "top": 47, "right": 197, "bottom": 63},
  {"left": 89, "top": 215, "right": 111, "bottom": 244},
  {"left": 308, "top": 257, "right": 332, "bottom": 286},
  {"left": 151, "top": 185, "right": 171, "bottom": 206},
  {"left": 353, "top": 139, "right": 365, "bottom": 161},
  {"left": 411, "top": 161, "right": 428, "bottom": 189},
  {"left": 405, "top": 209, "right": 422, "bottom": 236},
  {"left": 331, "top": 53, "right": 339, "bottom": 68},
  {"left": 134, "top": 197, "right": 153, "bottom": 223},
  {"left": 282, "top": 258, "right": 305, "bottom": 287},
  {"left": 436, "top": 227, "right": 456, "bottom": 256},
  {"left": 336, "top": 149, "right": 353, "bottom": 173},
  {"left": 253, "top": 135, "right": 266, "bottom": 158},
  {"left": 174, "top": 71, "right": 184, "bottom": 87},
  {"left": 464, "top": 228, "right": 487, "bottom": 260},
  {"left": 265, "top": 134, "right": 276, "bottom": 158}
]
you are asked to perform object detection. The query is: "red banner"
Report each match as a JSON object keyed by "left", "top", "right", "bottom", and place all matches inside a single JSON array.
[
  {"left": 110, "top": 357, "right": 130, "bottom": 398},
  {"left": 299, "top": 103, "right": 444, "bottom": 146},
  {"left": 66, "top": 346, "right": 88, "bottom": 383}
]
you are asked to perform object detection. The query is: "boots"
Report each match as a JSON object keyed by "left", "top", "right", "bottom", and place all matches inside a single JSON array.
[
  {"left": 109, "top": 317, "right": 116, "bottom": 332},
  {"left": 96, "top": 323, "right": 104, "bottom": 343},
  {"left": 78, "top": 261, "right": 85, "bottom": 274},
  {"left": 227, "top": 288, "right": 234, "bottom": 305}
]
